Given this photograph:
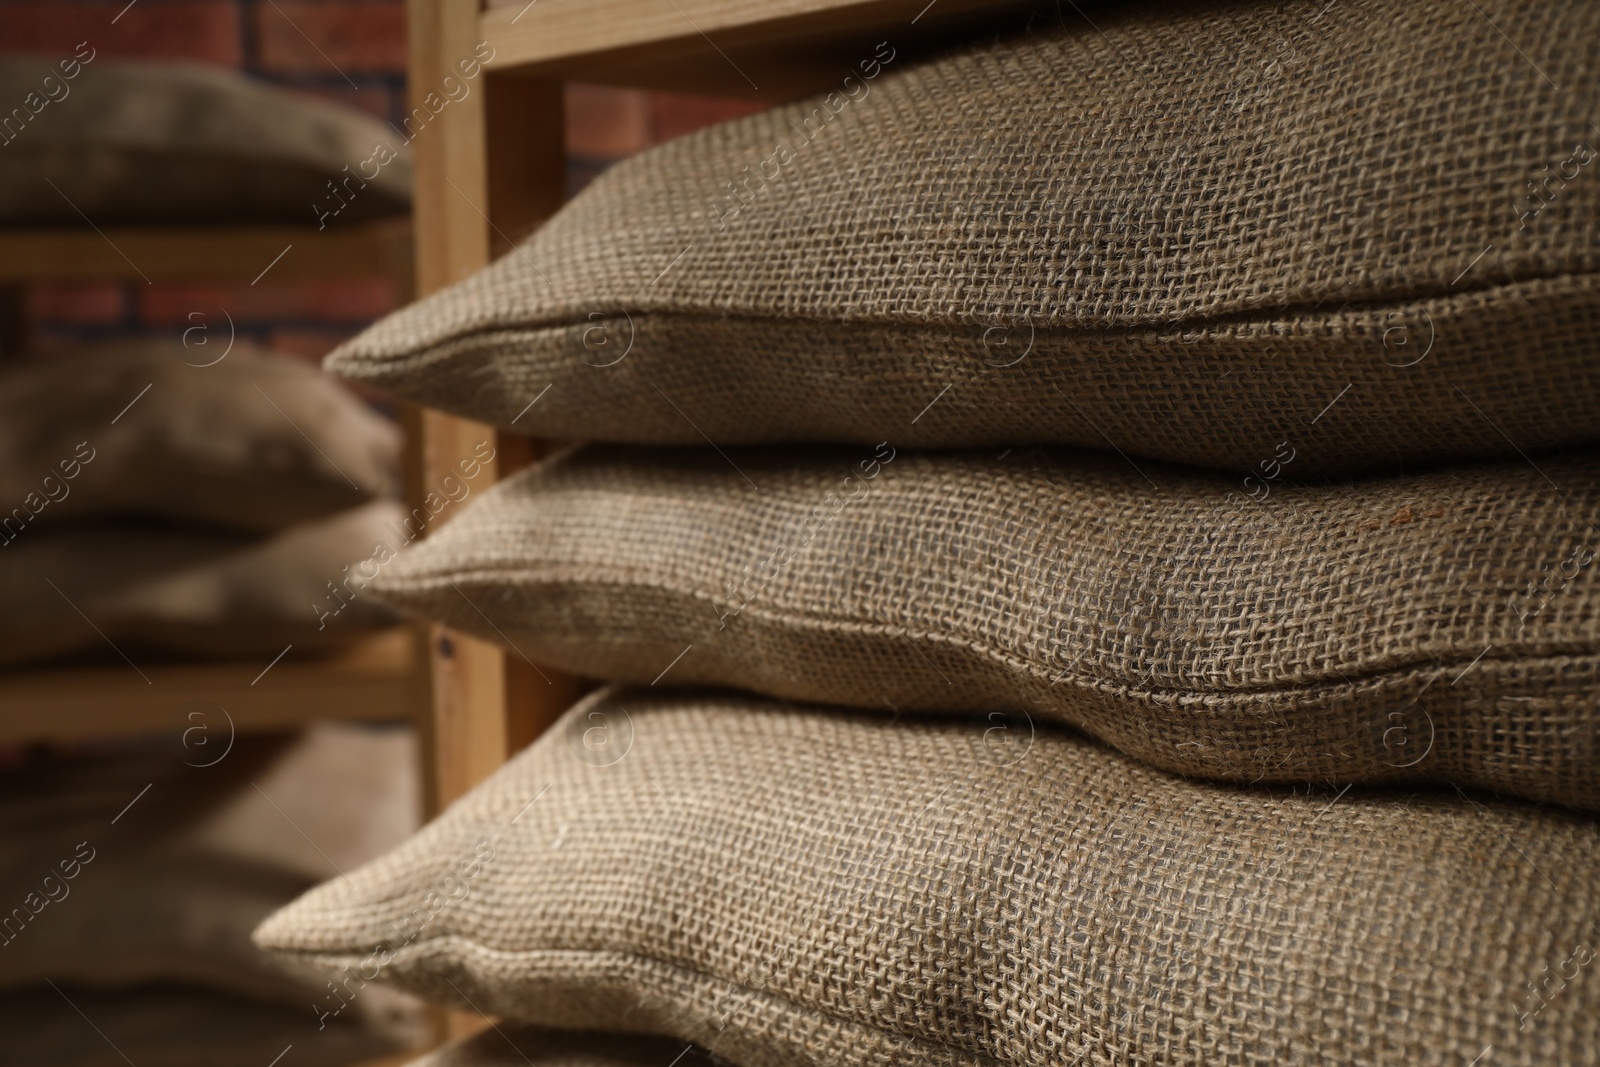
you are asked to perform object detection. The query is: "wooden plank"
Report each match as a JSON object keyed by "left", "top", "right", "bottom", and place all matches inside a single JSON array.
[
  {"left": 408, "top": 0, "right": 492, "bottom": 294},
  {"left": 480, "top": 0, "right": 1036, "bottom": 98},
  {"left": 484, "top": 74, "right": 566, "bottom": 255},
  {"left": 0, "top": 629, "right": 417, "bottom": 743},
  {"left": 0, "top": 221, "right": 413, "bottom": 284},
  {"left": 407, "top": 0, "right": 510, "bottom": 822},
  {"left": 397, "top": 405, "right": 441, "bottom": 818},
  {"left": 414, "top": 407, "right": 510, "bottom": 812},
  {"left": 423, "top": 621, "right": 512, "bottom": 806}
]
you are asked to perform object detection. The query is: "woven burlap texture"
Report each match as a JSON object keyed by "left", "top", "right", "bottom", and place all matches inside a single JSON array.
[
  {"left": 368, "top": 444, "right": 1600, "bottom": 812},
  {"left": 406, "top": 1028, "right": 712, "bottom": 1067},
  {"left": 327, "top": 0, "right": 1600, "bottom": 476},
  {"left": 256, "top": 690, "right": 1600, "bottom": 1067}
]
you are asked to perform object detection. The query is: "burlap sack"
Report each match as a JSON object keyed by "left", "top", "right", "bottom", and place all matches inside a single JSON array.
[
  {"left": 0, "top": 735, "right": 306, "bottom": 1005},
  {"left": 0, "top": 729, "right": 423, "bottom": 1044},
  {"left": 256, "top": 690, "right": 1600, "bottom": 1067},
  {"left": 187, "top": 721, "right": 422, "bottom": 884},
  {"left": 0, "top": 500, "right": 402, "bottom": 667},
  {"left": 406, "top": 1028, "right": 711, "bottom": 1067},
  {"left": 0, "top": 341, "right": 399, "bottom": 535},
  {"left": 0, "top": 58, "right": 409, "bottom": 225},
  {"left": 328, "top": 0, "right": 1600, "bottom": 476},
  {"left": 1, "top": 847, "right": 325, "bottom": 1004},
  {"left": 369, "top": 444, "right": 1600, "bottom": 812}
]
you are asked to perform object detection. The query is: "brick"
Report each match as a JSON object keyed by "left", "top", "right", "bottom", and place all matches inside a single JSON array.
[
  {"left": 26, "top": 282, "right": 128, "bottom": 327},
  {"left": 254, "top": 2, "right": 408, "bottom": 76},
  {"left": 564, "top": 84, "right": 652, "bottom": 159},
  {"left": 0, "top": 2, "right": 243, "bottom": 66},
  {"left": 137, "top": 279, "right": 396, "bottom": 326},
  {"left": 650, "top": 92, "right": 766, "bottom": 144}
]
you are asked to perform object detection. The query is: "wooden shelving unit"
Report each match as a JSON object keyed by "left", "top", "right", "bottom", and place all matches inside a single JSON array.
[
  {"left": 0, "top": 219, "right": 413, "bottom": 287},
  {"left": 479, "top": 0, "right": 1033, "bottom": 98},
  {"left": 0, "top": 218, "right": 426, "bottom": 741},
  {"left": 0, "top": 627, "right": 417, "bottom": 743}
]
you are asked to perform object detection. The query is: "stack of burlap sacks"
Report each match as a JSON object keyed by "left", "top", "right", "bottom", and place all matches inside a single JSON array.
[
  {"left": 0, "top": 57, "right": 420, "bottom": 667},
  {"left": 0, "top": 343, "right": 403, "bottom": 667},
  {"left": 0, "top": 727, "right": 425, "bottom": 1066},
  {"left": 257, "top": 2, "right": 1600, "bottom": 1064}
]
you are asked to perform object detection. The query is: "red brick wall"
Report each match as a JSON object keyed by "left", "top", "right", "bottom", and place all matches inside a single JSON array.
[{"left": 0, "top": 0, "right": 762, "bottom": 355}]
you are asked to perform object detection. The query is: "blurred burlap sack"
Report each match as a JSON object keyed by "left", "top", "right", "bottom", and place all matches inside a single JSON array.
[
  {"left": 257, "top": 690, "right": 1600, "bottom": 1067},
  {"left": 0, "top": 342, "right": 399, "bottom": 536},
  {"left": 365, "top": 444, "right": 1600, "bottom": 811},
  {"left": 0, "top": 724, "right": 424, "bottom": 1046},
  {"left": 0, "top": 58, "right": 410, "bottom": 225},
  {"left": 0, "top": 500, "right": 402, "bottom": 666},
  {"left": 329, "top": 0, "right": 1600, "bottom": 476}
]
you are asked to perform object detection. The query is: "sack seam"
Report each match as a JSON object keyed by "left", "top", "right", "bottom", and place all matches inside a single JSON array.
[
  {"left": 380, "top": 570, "right": 1599, "bottom": 704},
  {"left": 339, "top": 268, "right": 1600, "bottom": 364}
]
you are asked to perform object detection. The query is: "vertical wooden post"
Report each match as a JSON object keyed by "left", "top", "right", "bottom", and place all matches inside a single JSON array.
[
  {"left": 405, "top": 0, "right": 574, "bottom": 824},
  {"left": 406, "top": 0, "right": 505, "bottom": 823}
]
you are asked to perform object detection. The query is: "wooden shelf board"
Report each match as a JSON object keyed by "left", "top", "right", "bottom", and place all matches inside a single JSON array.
[
  {"left": 0, "top": 219, "right": 413, "bottom": 285},
  {"left": 481, "top": 0, "right": 1039, "bottom": 99},
  {"left": 0, "top": 627, "right": 424, "bottom": 743}
]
